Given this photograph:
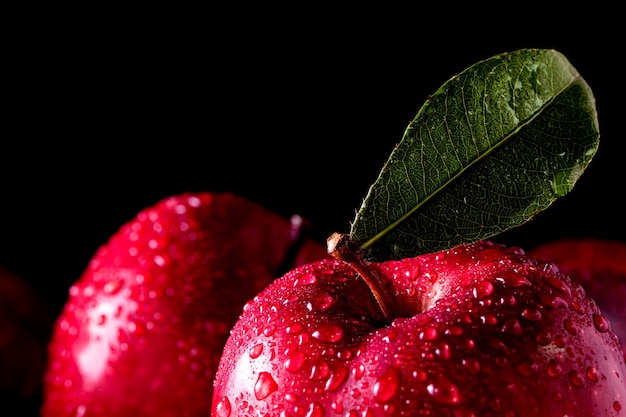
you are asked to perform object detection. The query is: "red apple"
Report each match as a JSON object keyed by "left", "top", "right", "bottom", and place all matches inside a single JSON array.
[
  {"left": 41, "top": 191, "right": 329, "bottom": 417},
  {"left": 0, "top": 266, "right": 53, "bottom": 415},
  {"left": 212, "top": 238, "right": 626, "bottom": 417},
  {"left": 529, "top": 237, "right": 626, "bottom": 347}
]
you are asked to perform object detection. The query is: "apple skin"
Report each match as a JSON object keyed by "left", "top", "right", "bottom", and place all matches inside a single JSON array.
[
  {"left": 41, "top": 192, "right": 328, "bottom": 417},
  {"left": 0, "top": 266, "right": 53, "bottom": 416},
  {"left": 212, "top": 240, "right": 626, "bottom": 417},
  {"left": 529, "top": 237, "right": 626, "bottom": 347}
]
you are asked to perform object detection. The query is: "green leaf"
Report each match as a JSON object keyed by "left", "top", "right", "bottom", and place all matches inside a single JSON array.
[{"left": 350, "top": 49, "right": 599, "bottom": 262}]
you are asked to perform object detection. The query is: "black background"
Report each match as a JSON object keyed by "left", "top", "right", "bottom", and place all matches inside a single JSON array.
[{"left": 2, "top": 14, "right": 624, "bottom": 319}]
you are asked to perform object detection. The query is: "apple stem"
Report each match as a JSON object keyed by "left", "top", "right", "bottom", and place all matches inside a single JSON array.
[{"left": 327, "top": 232, "right": 394, "bottom": 323}]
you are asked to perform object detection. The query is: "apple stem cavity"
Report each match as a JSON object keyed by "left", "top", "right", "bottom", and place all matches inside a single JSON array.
[{"left": 327, "top": 232, "right": 395, "bottom": 323}]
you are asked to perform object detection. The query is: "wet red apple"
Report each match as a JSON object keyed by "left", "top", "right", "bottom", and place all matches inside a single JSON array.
[{"left": 41, "top": 192, "right": 328, "bottom": 417}]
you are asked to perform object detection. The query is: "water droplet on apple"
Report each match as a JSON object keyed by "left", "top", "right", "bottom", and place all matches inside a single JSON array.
[
  {"left": 331, "top": 399, "right": 344, "bottom": 414},
  {"left": 517, "top": 359, "right": 539, "bottom": 376},
  {"left": 436, "top": 343, "right": 451, "bottom": 359},
  {"left": 382, "top": 329, "right": 398, "bottom": 343},
  {"left": 496, "top": 271, "right": 531, "bottom": 287},
  {"left": 480, "top": 313, "right": 498, "bottom": 326},
  {"left": 263, "top": 324, "right": 277, "bottom": 337},
  {"left": 295, "top": 273, "right": 317, "bottom": 286},
  {"left": 536, "top": 329, "right": 552, "bottom": 345},
  {"left": 373, "top": 366, "right": 401, "bottom": 402},
  {"left": 96, "top": 314, "right": 107, "bottom": 325},
  {"left": 426, "top": 377, "right": 462, "bottom": 405},
  {"left": 285, "top": 392, "right": 298, "bottom": 402},
  {"left": 304, "top": 402, "right": 325, "bottom": 417},
  {"left": 592, "top": 313, "right": 611, "bottom": 333},
  {"left": 472, "top": 281, "right": 495, "bottom": 298},
  {"left": 544, "top": 275, "right": 572, "bottom": 297},
  {"left": 83, "top": 285, "right": 95, "bottom": 297},
  {"left": 309, "top": 358, "right": 331, "bottom": 380},
  {"left": 521, "top": 307, "right": 542, "bottom": 322},
  {"left": 286, "top": 323, "right": 303, "bottom": 334},
  {"left": 312, "top": 324, "right": 343, "bottom": 343},
  {"left": 553, "top": 334, "right": 566, "bottom": 348},
  {"left": 478, "top": 248, "right": 512, "bottom": 263},
  {"left": 585, "top": 366, "right": 599, "bottom": 382},
  {"left": 547, "top": 359, "right": 561, "bottom": 377},
  {"left": 446, "top": 325, "right": 464, "bottom": 336},
  {"left": 412, "top": 369, "right": 428, "bottom": 381},
  {"left": 307, "top": 292, "right": 335, "bottom": 312},
  {"left": 337, "top": 348, "right": 353, "bottom": 360},
  {"left": 571, "top": 299, "right": 584, "bottom": 314},
  {"left": 539, "top": 293, "right": 569, "bottom": 309},
  {"left": 249, "top": 343, "right": 263, "bottom": 359},
  {"left": 325, "top": 364, "right": 349, "bottom": 392},
  {"left": 489, "top": 337, "right": 509, "bottom": 352},
  {"left": 424, "top": 271, "right": 439, "bottom": 283},
  {"left": 502, "top": 317, "right": 522, "bottom": 335},
  {"left": 569, "top": 370, "right": 584, "bottom": 388},
  {"left": 420, "top": 327, "right": 438, "bottom": 340},
  {"left": 462, "top": 357, "right": 481, "bottom": 375},
  {"left": 215, "top": 396, "right": 231, "bottom": 417},
  {"left": 254, "top": 371, "right": 278, "bottom": 400},
  {"left": 462, "top": 338, "right": 476, "bottom": 350},
  {"left": 285, "top": 351, "right": 306, "bottom": 373},
  {"left": 153, "top": 254, "right": 167, "bottom": 267},
  {"left": 353, "top": 363, "right": 366, "bottom": 380},
  {"left": 242, "top": 299, "right": 255, "bottom": 312},
  {"left": 103, "top": 278, "right": 125, "bottom": 294},
  {"left": 564, "top": 318, "right": 577, "bottom": 335},
  {"left": 297, "top": 332, "right": 310, "bottom": 346}
]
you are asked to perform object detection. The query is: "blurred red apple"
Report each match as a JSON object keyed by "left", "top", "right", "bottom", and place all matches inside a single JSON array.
[
  {"left": 41, "top": 192, "right": 328, "bottom": 417},
  {"left": 529, "top": 237, "right": 626, "bottom": 347},
  {"left": 0, "top": 265, "right": 53, "bottom": 415}
]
